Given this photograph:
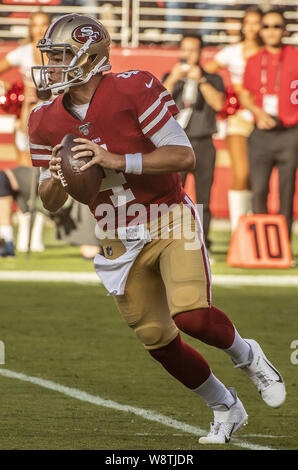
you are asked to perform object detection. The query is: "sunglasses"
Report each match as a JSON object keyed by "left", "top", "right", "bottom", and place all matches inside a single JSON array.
[{"left": 262, "top": 24, "right": 284, "bottom": 29}]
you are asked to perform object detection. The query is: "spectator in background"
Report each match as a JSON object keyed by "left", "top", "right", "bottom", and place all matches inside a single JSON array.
[
  {"left": 0, "top": 11, "right": 100, "bottom": 259},
  {"left": 0, "top": 11, "right": 51, "bottom": 255},
  {"left": 165, "top": 2, "right": 186, "bottom": 35},
  {"left": 0, "top": 11, "right": 51, "bottom": 166},
  {"left": 163, "top": 33, "right": 225, "bottom": 257},
  {"left": 241, "top": 8, "right": 298, "bottom": 241},
  {"left": 164, "top": 2, "right": 226, "bottom": 42},
  {"left": 195, "top": 1, "right": 225, "bottom": 41},
  {"left": 205, "top": 6, "right": 263, "bottom": 232},
  {"left": 223, "top": 17, "right": 242, "bottom": 43},
  {"left": 0, "top": 166, "right": 42, "bottom": 257}
]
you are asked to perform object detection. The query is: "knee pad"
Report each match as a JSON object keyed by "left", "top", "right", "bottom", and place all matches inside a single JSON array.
[
  {"left": 134, "top": 323, "right": 162, "bottom": 348},
  {"left": 133, "top": 321, "right": 178, "bottom": 350},
  {"left": 0, "top": 171, "right": 13, "bottom": 197}
]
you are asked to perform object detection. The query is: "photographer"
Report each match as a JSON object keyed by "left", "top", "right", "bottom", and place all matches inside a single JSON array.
[{"left": 163, "top": 33, "right": 225, "bottom": 254}]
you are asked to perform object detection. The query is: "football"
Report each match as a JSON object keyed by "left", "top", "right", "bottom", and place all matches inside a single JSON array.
[{"left": 57, "top": 133, "right": 104, "bottom": 205}]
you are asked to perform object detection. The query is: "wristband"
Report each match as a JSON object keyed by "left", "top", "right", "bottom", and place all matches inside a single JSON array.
[{"left": 125, "top": 153, "right": 143, "bottom": 175}]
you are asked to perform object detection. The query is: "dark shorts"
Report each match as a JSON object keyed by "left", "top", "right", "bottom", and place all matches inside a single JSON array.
[
  {"left": 0, "top": 167, "right": 38, "bottom": 213},
  {"left": 0, "top": 171, "right": 13, "bottom": 197}
]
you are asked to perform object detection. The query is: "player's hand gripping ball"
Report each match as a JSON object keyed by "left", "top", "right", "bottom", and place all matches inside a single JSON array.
[{"left": 57, "top": 134, "right": 103, "bottom": 205}]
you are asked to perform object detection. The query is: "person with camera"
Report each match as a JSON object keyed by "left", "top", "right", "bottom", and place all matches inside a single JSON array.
[
  {"left": 163, "top": 33, "right": 225, "bottom": 256},
  {"left": 241, "top": 8, "right": 298, "bottom": 241}
]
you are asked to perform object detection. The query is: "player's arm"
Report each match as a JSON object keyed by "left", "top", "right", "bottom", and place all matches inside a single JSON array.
[
  {"left": 73, "top": 71, "right": 195, "bottom": 174},
  {"left": 38, "top": 144, "right": 68, "bottom": 212},
  {"left": 29, "top": 110, "right": 68, "bottom": 212},
  {"left": 72, "top": 140, "right": 195, "bottom": 174},
  {"left": 71, "top": 117, "right": 196, "bottom": 174},
  {"left": 133, "top": 144, "right": 195, "bottom": 174}
]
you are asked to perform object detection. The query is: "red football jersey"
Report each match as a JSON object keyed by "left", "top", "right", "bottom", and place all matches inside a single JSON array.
[{"left": 29, "top": 70, "right": 185, "bottom": 227}]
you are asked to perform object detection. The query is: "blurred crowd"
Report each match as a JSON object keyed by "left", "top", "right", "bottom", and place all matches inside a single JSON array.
[{"left": 1, "top": 2, "right": 298, "bottom": 45}]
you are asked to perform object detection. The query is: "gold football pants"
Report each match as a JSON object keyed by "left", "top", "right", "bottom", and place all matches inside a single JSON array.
[{"left": 100, "top": 201, "right": 211, "bottom": 350}]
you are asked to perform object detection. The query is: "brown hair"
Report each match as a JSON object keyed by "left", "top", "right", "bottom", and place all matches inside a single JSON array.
[
  {"left": 240, "top": 6, "right": 263, "bottom": 45},
  {"left": 23, "top": 11, "right": 52, "bottom": 44}
]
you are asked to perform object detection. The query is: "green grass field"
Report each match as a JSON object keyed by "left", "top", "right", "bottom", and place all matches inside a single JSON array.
[
  {"left": 0, "top": 224, "right": 298, "bottom": 451},
  {"left": 0, "top": 221, "right": 297, "bottom": 275}
]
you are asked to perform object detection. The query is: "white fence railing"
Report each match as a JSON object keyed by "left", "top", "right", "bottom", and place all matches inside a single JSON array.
[
  {"left": 0, "top": 0, "right": 297, "bottom": 47},
  {"left": 0, "top": 1, "right": 130, "bottom": 46},
  {"left": 131, "top": 0, "right": 298, "bottom": 46}
]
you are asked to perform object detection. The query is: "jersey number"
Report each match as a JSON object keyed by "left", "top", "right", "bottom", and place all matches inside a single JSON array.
[
  {"left": 98, "top": 144, "right": 135, "bottom": 207},
  {"left": 116, "top": 71, "right": 139, "bottom": 79}
]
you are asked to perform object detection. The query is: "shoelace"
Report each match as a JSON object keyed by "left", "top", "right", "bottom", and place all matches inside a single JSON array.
[
  {"left": 234, "top": 359, "right": 252, "bottom": 369},
  {"left": 234, "top": 353, "right": 275, "bottom": 389},
  {"left": 207, "top": 422, "right": 222, "bottom": 437},
  {"left": 254, "top": 371, "right": 275, "bottom": 389},
  {"left": 207, "top": 422, "right": 233, "bottom": 440}
]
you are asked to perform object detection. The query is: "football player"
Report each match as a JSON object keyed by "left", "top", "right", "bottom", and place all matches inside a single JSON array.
[{"left": 29, "top": 14, "right": 286, "bottom": 444}]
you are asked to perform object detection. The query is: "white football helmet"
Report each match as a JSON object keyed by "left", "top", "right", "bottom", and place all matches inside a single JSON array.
[{"left": 32, "top": 13, "right": 111, "bottom": 95}]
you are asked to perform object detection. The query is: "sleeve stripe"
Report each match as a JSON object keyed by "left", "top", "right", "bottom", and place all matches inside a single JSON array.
[
  {"left": 138, "top": 90, "right": 171, "bottom": 124},
  {"left": 31, "top": 154, "right": 52, "bottom": 160},
  {"left": 30, "top": 143, "right": 53, "bottom": 150},
  {"left": 141, "top": 100, "right": 176, "bottom": 135}
]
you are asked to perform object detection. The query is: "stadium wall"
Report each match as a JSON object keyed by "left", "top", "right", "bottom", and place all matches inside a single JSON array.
[{"left": 0, "top": 43, "right": 297, "bottom": 219}]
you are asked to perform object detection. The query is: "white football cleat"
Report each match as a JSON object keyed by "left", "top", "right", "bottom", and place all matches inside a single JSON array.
[
  {"left": 234, "top": 339, "right": 286, "bottom": 408},
  {"left": 199, "top": 388, "right": 248, "bottom": 444}
]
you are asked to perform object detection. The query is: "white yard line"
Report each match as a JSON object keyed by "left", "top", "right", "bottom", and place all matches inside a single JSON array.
[
  {"left": 0, "top": 367, "right": 276, "bottom": 451},
  {"left": 0, "top": 270, "right": 298, "bottom": 287},
  {"left": 212, "top": 274, "right": 298, "bottom": 287},
  {"left": 0, "top": 270, "right": 99, "bottom": 284},
  {"left": 242, "top": 434, "right": 289, "bottom": 439}
]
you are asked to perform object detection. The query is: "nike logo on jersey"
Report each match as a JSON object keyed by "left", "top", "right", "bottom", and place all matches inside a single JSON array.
[{"left": 145, "top": 78, "right": 154, "bottom": 88}]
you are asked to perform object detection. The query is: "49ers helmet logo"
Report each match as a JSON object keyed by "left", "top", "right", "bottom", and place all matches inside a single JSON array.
[{"left": 72, "top": 24, "right": 102, "bottom": 44}]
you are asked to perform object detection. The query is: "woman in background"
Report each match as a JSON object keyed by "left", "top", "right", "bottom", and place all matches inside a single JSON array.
[
  {"left": 0, "top": 12, "right": 51, "bottom": 255},
  {"left": 0, "top": 11, "right": 100, "bottom": 259},
  {"left": 0, "top": 11, "right": 51, "bottom": 166},
  {"left": 205, "top": 7, "right": 263, "bottom": 231}
]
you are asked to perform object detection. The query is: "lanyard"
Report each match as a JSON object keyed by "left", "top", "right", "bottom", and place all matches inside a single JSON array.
[{"left": 260, "top": 49, "right": 283, "bottom": 94}]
